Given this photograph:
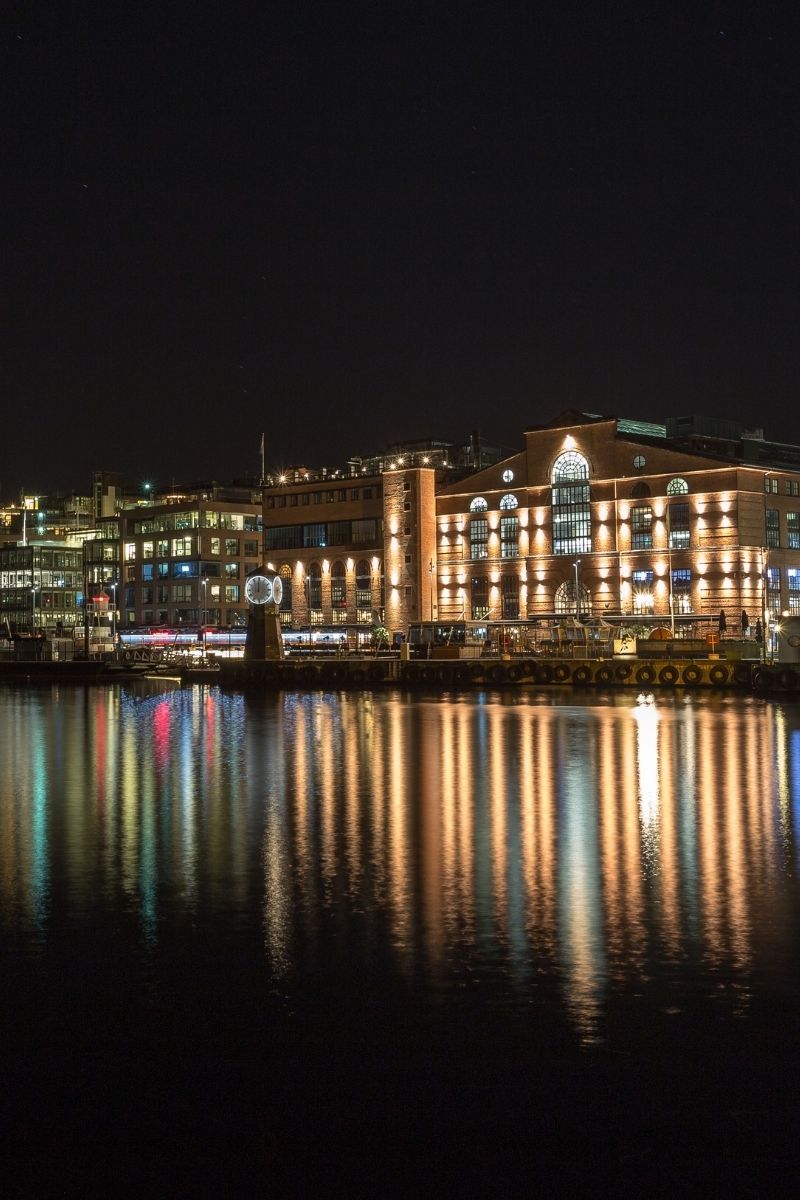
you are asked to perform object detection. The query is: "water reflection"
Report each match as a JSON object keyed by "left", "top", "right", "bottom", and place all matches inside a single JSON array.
[{"left": 1, "top": 684, "right": 799, "bottom": 1040}]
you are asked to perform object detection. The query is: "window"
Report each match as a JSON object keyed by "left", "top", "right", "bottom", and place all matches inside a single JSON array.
[
  {"left": 302, "top": 494, "right": 310, "bottom": 506},
  {"left": 502, "top": 469, "right": 514, "bottom": 483},
  {"left": 224, "top": 563, "right": 239, "bottom": 578},
  {"left": 470, "top": 517, "right": 489, "bottom": 560},
  {"left": 632, "top": 569, "right": 655, "bottom": 614},
  {"left": 788, "top": 568, "right": 800, "bottom": 615},
  {"left": 786, "top": 480, "right": 800, "bottom": 497},
  {"left": 363, "top": 487, "right": 373, "bottom": 500},
  {"left": 303, "top": 523, "right": 327, "bottom": 548},
  {"left": 173, "top": 584, "right": 193, "bottom": 602},
  {"left": 671, "top": 568, "right": 692, "bottom": 613},
  {"left": 766, "top": 508, "right": 780, "bottom": 548},
  {"left": 633, "top": 455, "right": 646, "bottom": 469},
  {"left": 631, "top": 482, "right": 651, "bottom": 499},
  {"left": 279, "top": 564, "right": 292, "bottom": 612},
  {"left": 331, "top": 562, "right": 346, "bottom": 608},
  {"left": 172, "top": 536, "right": 194, "bottom": 557},
  {"left": 500, "top": 515, "right": 519, "bottom": 558},
  {"left": 352, "top": 519, "right": 378, "bottom": 544},
  {"left": 157, "top": 539, "right": 169, "bottom": 557},
  {"left": 351, "top": 489, "right": 360, "bottom": 500},
  {"left": 471, "top": 576, "right": 489, "bottom": 619},
  {"left": 308, "top": 563, "right": 322, "bottom": 609},
  {"left": 124, "top": 543, "right": 136, "bottom": 561},
  {"left": 142, "top": 564, "right": 154, "bottom": 581},
  {"left": 554, "top": 579, "right": 592, "bottom": 617},
  {"left": 499, "top": 493, "right": 518, "bottom": 510},
  {"left": 766, "top": 566, "right": 781, "bottom": 617},
  {"left": 313, "top": 492, "right": 322, "bottom": 505},
  {"left": 225, "top": 585, "right": 240, "bottom": 602},
  {"left": 631, "top": 506, "right": 653, "bottom": 550},
  {"left": 210, "top": 537, "right": 221, "bottom": 555},
  {"left": 666, "top": 477, "right": 689, "bottom": 495},
  {"left": 765, "top": 477, "right": 779, "bottom": 494},
  {"left": 668, "top": 502, "right": 690, "bottom": 549},
  {"left": 551, "top": 452, "right": 591, "bottom": 556},
  {"left": 289, "top": 494, "right": 298, "bottom": 507},
  {"left": 787, "top": 512, "right": 800, "bottom": 550},
  {"left": 157, "top": 562, "right": 169, "bottom": 578},
  {"left": 501, "top": 574, "right": 519, "bottom": 619},
  {"left": 142, "top": 541, "right": 154, "bottom": 559}
]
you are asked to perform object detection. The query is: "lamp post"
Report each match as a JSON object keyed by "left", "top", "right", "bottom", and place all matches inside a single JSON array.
[
  {"left": 110, "top": 581, "right": 117, "bottom": 645},
  {"left": 429, "top": 558, "right": 435, "bottom": 622},
  {"left": 31, "top": 587, "right": 37, "bottom": 634},
  {"left": 307, "top": 571, "right": 313, "bottom": 650},
  {"left": 573, "top": 560, "right": 581, "bottom": 620},
  {"left": 763, "top": 473, "right": 770, "bottom": 663},
  {"left": 201, "top": 577, "right": 208, "bottom": 627}
]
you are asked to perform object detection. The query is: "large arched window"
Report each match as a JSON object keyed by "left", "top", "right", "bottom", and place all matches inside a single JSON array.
[
  {"left": 499, "top": 493, "right": 518, "bottom": 510},
  {"left": 331, "top": 561, "right": 346, "bottom": 607},
  {"left": 551, "top": 451, "right": 591, "bottom": 555},
  {"left": 666, "top": 477, "right": 689, "bottom": 495},
  {"left": 279, "top": 564, "right": 292, "bottom": 623},
  {"left": 470, "top": 496, "right": 488, "bottom": 512},
  {"left": 355, "top": 559, "right": 372, "bottom": 617},
  {"left": 554, "top": 580, "right": 593, "bottom": 617},
  {"left": 308, "top": 562, "right": 322, "bottom": 611}
]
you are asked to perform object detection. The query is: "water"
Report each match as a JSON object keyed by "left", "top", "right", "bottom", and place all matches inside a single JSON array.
[{"left": 2, "top": 682, "right": 800, "bottom": 1193}]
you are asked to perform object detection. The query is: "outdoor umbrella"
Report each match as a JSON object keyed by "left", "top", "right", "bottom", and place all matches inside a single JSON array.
[
  {"left": 741, "top": 609, "right": 750, "bottom": 636},
  {"left": 718, "top": 609, "right": 727, "bottom": 635}
]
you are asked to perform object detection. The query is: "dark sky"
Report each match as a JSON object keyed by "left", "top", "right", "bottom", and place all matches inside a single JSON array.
[{"left": 4, "top": 1, "right": 799, "bottom": 495}]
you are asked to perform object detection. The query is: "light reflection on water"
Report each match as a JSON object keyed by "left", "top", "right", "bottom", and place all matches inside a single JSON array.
[{"left": 1, "top": 684, "right": 800, "bottom": 1042}]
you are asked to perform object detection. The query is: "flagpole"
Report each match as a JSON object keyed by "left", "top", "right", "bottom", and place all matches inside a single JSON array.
[{"left": 260, "top": 433, "right": 266, "bottom": 564}]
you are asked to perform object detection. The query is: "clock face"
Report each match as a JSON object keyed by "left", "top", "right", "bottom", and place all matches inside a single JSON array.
[{"left": 245, "top": 574, "right": 272, "bottom": 605}]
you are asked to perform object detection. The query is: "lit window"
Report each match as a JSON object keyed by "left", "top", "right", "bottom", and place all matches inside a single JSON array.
[
  {"left": 470, "top": 497, "right": 488, "bottom": 512},
  {"left": 666, "top": 477, "right": 689, "bottom": 495},
  {"left": 499, "top": 493, "right": 518, "bottom": 510}
]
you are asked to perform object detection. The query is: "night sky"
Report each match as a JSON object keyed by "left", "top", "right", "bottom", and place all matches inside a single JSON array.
[{"left": 4, "top": 2, "right": 799, "bottom": 495}]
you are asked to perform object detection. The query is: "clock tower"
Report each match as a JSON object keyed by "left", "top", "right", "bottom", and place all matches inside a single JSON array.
[{"left": 244, "top": 570, "right": 285, "bottom": 662}]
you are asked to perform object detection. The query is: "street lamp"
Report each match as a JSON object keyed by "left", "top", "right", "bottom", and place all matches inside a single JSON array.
[
  {"left": 31, "top": 587, "right": 37, "bottom": 634},
  {"left": 429, "top": 558, "right": 435, "bottom": 621},
  {"left": 573, "top": 560, "right": 581, "bottom": 621},
  {"left": 307, "top": 571, "right": 313, "bottom": 650},
  {"left": 201, "top": 577, "right": 208, "bottom": 627},
  {"left": 110, "top": 582, "right": 117, "bottom": 645}
]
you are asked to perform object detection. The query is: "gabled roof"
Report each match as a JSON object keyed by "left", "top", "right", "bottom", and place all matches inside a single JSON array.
[{"left": 524, "top": 410, "right": 614, "bottom": 432}]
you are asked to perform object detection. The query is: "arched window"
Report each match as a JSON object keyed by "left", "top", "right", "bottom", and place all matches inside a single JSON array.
[
  {"left": 279, "top": 564, "right": 292, "bottom": 614},
  {"left": 551, "top": 452, "right": 591, "bottom": 555},
  {"left": 499, "top": 493, "right": 518, "bottom": 510},
  {"left": 554, "top": 580, "right": 593, "bottom": 617},
  {"left": 470, "top": 496, "right": 488, "bottom": 512},
  {"left": 552, "top": 451, "right": 589, "bottom": 482},
  {"left": 667, "top": 477, "right": 689, "bottom": 495},
  {"left": 331, "top": 561, "right": 346, "bottom": 608},
  {"left": 355, "top": 559, "right": 371, "bottom": 614},
  {"left": 308, "top": 562, "right": 322, "bottom": 610},
  {"left": 631, "top": 481, "right": 651, "bottom": 499}
]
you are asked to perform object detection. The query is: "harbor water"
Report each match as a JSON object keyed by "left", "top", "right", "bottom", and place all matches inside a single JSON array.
[{"left": 2, "top": 682, "right": 800, "bottom": 1193}]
